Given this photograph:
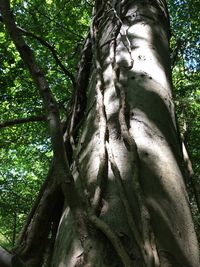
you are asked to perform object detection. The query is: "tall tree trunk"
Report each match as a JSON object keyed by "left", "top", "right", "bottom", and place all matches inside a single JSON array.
[
  {"left": 52, "top": 1, "right": 200, "bottom": 267},
  {"left": 1, "top": 0, "right": 199, "bottom": 266}
]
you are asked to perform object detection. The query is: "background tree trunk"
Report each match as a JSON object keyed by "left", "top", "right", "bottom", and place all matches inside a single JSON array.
[{"left": 52, "top": 1, "right": 200, "bottom": 267}]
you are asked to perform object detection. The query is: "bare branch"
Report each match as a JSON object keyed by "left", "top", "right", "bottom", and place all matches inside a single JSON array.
[
  {"left": 0, "top": 16, "right": 76, "bottom": 87},
  {"left": 0, "top": 115, "right": 46, "bottom": 129},
  {"left": 18, "top": 26, "right": 76, "bottom": 87},
  {"left": 31, "top": 7, "right": 84, "bottom": 40},
  {"left": 89, "top": 214, "right": 133, "bottom": 267}
]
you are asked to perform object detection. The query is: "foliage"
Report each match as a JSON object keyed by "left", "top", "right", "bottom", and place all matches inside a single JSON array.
[
  {"left": 0, "top": 0, "right": 199, "bottom": 248},
  {"left": 169, "top": 0, "right": 200, "bottom": 240},
  {"left": 169, "top": 0, "right": 200, "bottom": 190}
]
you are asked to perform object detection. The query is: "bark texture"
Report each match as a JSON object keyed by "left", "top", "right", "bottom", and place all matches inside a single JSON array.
[
  {"left": 1, "top": 0, "right": 199, "bottom": 267},
  {"left": 52, "top": 1, "right": 200, "bottom": 267}
]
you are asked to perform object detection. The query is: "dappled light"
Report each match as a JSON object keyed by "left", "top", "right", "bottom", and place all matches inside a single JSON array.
[{"left": 0, "top": 0, "right": 199, "bottom": 266}]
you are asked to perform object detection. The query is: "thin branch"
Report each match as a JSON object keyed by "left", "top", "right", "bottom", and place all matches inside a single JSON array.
[
  {"left": 31, "top": 7, "right": 84, "bottom": 40},
  {"left": 171, "top": 38, "right": 182, "bottom": 69},
  {"left": 0, "top": 115, "right": 46, "bottom": 129},
  {"left": 85, "top": 0, "right": 94, "bottom": 8},
  {"left": 0, "top": 15, "right": 76, "bottom": 87},
  {"left": 182, "top": 141, "right": 200, "bottom": 213},
  {"left": 18, "top": 26, "right": 76, "bottom": 87},
  {"left": 89, "top": 214, "right": 133, "bottom": 267}
]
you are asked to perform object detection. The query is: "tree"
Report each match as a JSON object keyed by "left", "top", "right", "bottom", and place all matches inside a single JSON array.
[
  {"left": 0, "top": 0, "right": 199, "bottom": 266},
  {"left": 169, "top": 0, "right": 200, "bottom": 217}
]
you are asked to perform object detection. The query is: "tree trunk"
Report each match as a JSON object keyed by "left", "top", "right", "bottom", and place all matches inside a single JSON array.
[
  {"left": 52, "top": 1, "right": 199, "bottom": 267},
  {"left": 1, "top": 0, "right": 199, "bottom": 266}
]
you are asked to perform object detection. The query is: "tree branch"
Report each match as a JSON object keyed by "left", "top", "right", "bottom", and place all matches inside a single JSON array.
[
  {"left": 0, "top": 115, "right": 46, "bottom": 129},
  {"left": 18, "top": 26, "right": 76, "bottom": 87},
  {"left": 0, "top": 246, "right": 25, "bottom": 267},
  {"left": 89, "top": 215, "right": 133, "bottom": 267},
  {"left": 0, "top": 15, "right": 76, "bottom": 88}
]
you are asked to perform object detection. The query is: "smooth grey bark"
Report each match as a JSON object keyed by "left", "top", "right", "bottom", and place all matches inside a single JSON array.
[
  {"left": 0, "top": 247, "right": 13, "bottom": 267},
  {"left": 0, "top": 247, "right": 25, "bottom": 267},
  {"left": 1, "top": 0, "right": 199, "bottom": 266},
  {"left": 52, "top": 1, "right": 200, "bottom": 267}
]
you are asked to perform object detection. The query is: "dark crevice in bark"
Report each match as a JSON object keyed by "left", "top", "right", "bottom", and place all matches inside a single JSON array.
[
  {"left": 43, "top": 191, "right": 65, "bottom": 267},
  {"left": 63, "top": 33, "right": 92, "bottom": 165},
  {"left": 0, "top": 182, "right": 65, "bottom": 267},
  {"left": 14, "top": 185, "right": 64, "bottom": 267},
  {"left": 14, "top": 162, "right": 54, "bottom": 249}
]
